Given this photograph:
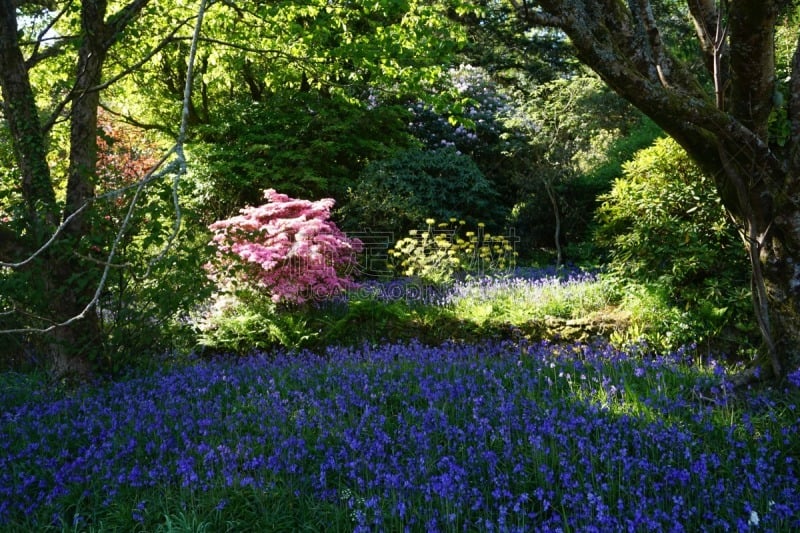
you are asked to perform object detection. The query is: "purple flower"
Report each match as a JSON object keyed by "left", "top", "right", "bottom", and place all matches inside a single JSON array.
[
  {"left": 787, "top": 368, "right": 800, "bottom": 388},
  {"left": 1, "top": 338, "right": 799, "bottom": 530},
  {"left": 132, "top": 501, "right": 146, "bottom": 523}
]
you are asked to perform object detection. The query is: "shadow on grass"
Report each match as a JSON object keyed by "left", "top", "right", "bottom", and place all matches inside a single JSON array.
[{"left": 304, "top": 297, "right": 536, "bottom": 352}]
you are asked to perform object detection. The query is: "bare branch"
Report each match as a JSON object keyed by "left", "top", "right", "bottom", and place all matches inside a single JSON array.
[
  {"left": 0, "top": 155, "right": 182, "bottom": 334},
  {"left": 711, "top": 6, "right": 729, "bottom": 110},
  {"left": 24, "top": 0, "right": 73, "bottom": 67}
]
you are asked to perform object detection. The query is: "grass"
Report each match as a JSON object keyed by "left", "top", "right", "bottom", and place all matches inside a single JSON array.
[
  {"left": 1, "top": 271, "right": 799, "bottom": 531},
  {"left": 276, "top": 268, "right": 618, "bottom": 352},
  {"left": 444, "top": 270, "right": 614, "bottom": 325}
]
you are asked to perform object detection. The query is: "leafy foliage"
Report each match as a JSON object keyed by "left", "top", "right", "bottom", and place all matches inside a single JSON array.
[
  {"left": 91, "top": 116, "right": 213, "bottom": 370},
  {"left": 341, "top": 148, "right": 505, "bottom": 236},
  {"left": 194, "top": 288, "right": 317, "bottom": 354},
  {"left": 187, "top": 95, "right": 416, "bottom": 223},
  {"left": 502, "top": 75, "right": 660, "bottom": 259},
  {"left": 0, "top": 130, "right": 36, "bottom": 367},
  {"left": 208, "top": 189, "right": 362, "bottom": 305},
  {"left": 406, "top": 65, "right": 517, "bottom": 199},
  {"left": 0, "top": 114, "right": 212, "bottom": 371},
  {"left": 595, "top": 137, "right": 754, "bottom": 352}
]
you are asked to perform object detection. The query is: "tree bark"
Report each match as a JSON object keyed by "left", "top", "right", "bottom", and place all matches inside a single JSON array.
[
  {"left": 0, "top": 0, "right": 57, "bottom": 231},
  {"left": 46, "top": 2, "right": 113, "bottom": 378},
  {"left": 514, "top": 0, "right": 800, "bottom": 378}
]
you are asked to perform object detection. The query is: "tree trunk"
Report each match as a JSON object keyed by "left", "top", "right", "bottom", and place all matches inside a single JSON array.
[
  {"left": 1, "top": 0, "right": 150, "bottom": 378},
  {"left": 543, "top": 177, "right": 562, "bottom": 269},
  {"left": 755, "top": 205, "right": 800, "bottom": 380},
  {"left": 0, "top": 0, "right": 57, "bottom": 231},
  {"left": 45, "top": 1, "right": 118, "bottom": 378}
]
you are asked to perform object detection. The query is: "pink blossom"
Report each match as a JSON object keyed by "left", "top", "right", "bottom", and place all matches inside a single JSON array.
[{"left": 208, "top": 189, "right": 362, "bottom": 304}]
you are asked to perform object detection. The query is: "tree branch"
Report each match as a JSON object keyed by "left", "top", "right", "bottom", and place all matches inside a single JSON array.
[
  {"left": 98, "top": 102, "right": 175, "bottom": 136},
  {"left": 41, "top": 14, "right": 195, "bottom": 134},
  {"left": 0, "top": 147, "right": 174, "bottom": 270},
  {"left": 25, "top": 35, "right": 77, "bottom": 69},
  {"left": 508, "top": 0, "right": 563, "bottom": 27},
  {"left": 628, "top": 0, "right": 670, "bottom": 87},
  {"left": 24, "top": 0, "right": 73, "bottom": 67},
  {"left": 171, "top": 35, "right": 327, "bottom": 61},
  {"left": 104, "top": 0, "right": 151, "bottom": 48},
  {"left": 687, "top": 0, "right": 728, "bottom": 93},
  {"left": 92, "top": 15, "right": 195, "bottom": 93}
]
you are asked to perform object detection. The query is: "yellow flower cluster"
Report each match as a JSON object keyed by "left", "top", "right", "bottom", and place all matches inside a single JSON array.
[{"left": 388, "top": 218, "right": 516, "bottom": 284}]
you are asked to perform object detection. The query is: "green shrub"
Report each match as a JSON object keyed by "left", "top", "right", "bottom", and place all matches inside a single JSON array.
[
  {"left": 595, "top": 137, "right": 755, "bottom": 353},
  {"left": 318, "top": 297, "right": 420, "bottom": 347},
  {"left": 193, "top": 288, "right": 318, "bottom": 355},
  {"left": 187, "top": 96, "right": 414, "bottom": 224},
  {"left": 340, "top": 148, "right": 506, "bottom": 236}
]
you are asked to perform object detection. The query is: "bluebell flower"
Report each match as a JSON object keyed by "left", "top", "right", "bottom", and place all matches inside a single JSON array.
[{"left": 787, "top": 367, "right": 800, "bottom": 388}]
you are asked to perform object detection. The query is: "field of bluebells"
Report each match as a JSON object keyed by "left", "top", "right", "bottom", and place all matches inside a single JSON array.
[{"left": 2, "top": 330, "right": 800, "bottom": 531}]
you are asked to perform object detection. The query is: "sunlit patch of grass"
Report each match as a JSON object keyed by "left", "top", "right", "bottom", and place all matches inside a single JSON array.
[{"left": 446, "top": 272, "right": 615, "bottom": 325}]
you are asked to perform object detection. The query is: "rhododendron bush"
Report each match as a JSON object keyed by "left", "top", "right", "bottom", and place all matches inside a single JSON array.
[{"left": 208, "top": 189, "right": 362, "bottom": 304}]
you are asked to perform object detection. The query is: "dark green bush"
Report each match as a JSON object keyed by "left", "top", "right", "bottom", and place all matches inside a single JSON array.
[
  {"left": 340, "top": 147, "right": 506, "bottom": 236},
  {"left": 507, "top": 172, "right": 610, "bottom": 263},
  {"left": 186, "top": 95, "right": 414, "bottom": 224}
]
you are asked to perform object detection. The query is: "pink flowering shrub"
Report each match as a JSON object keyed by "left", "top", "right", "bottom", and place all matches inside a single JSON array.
[{"left": 208, "top": 189, "right": 362, "bottom": 304}]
